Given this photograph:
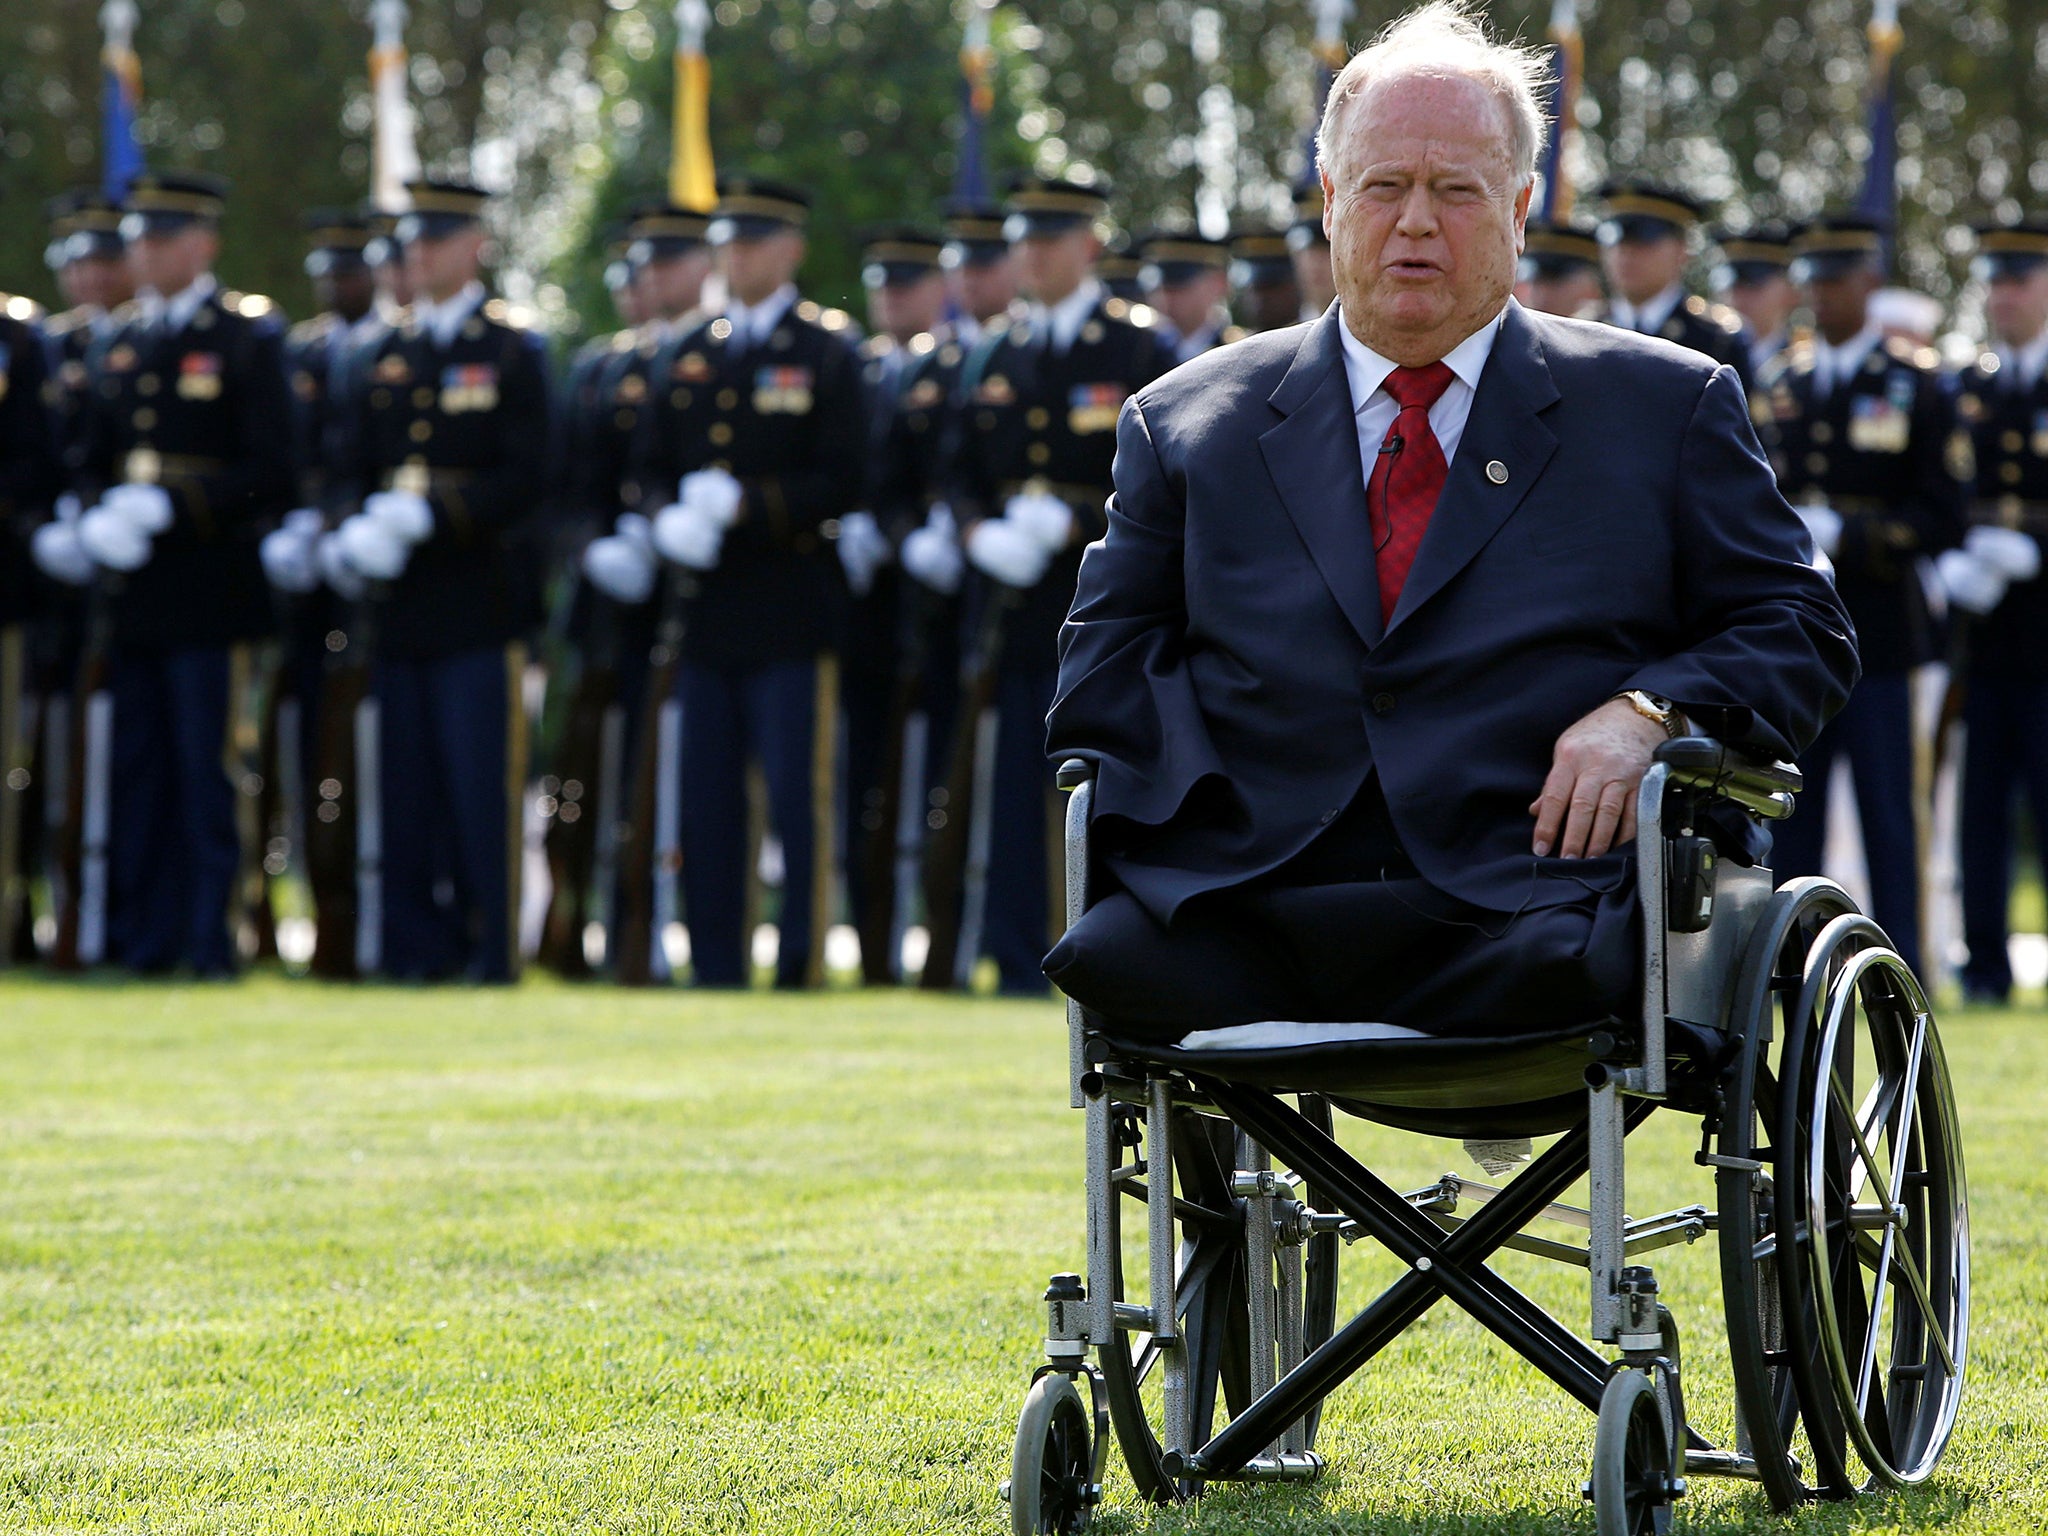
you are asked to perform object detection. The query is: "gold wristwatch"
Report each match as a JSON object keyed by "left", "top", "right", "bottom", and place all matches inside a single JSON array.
[{"left": 1616, "top": 689, "right": 1687, "bottom": 739}]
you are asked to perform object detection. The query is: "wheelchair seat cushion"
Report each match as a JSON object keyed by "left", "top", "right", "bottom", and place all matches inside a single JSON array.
[{"left": 1046, "top": 861, "right": 1639, "bottom": 1045}]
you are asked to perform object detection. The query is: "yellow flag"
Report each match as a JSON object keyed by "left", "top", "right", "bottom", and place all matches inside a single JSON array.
[{"left": 670, "top": 43, "right": 715, "bottom": 211}]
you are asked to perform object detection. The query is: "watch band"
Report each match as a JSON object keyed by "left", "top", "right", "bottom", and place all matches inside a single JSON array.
[{"left": 1618, "top": 689, "right": 1686, "bottom": 739}]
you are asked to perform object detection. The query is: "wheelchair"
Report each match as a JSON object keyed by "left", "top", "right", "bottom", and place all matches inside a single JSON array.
[{"left": 1003, "top": 738, "right": 1968, "bottom": 1534}]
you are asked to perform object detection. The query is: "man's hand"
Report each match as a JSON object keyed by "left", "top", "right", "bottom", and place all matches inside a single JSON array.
[{"left": 1528, "top": 697, "right": 1669, "bottom": 859}]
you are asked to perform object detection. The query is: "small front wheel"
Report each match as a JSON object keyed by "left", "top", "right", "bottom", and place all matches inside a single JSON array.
[
  {"left": 1010, "top": 1373, "right": 1096, "bottom": 1535},
  {"left": 1590, "top": 1368, "right": 1679, "bottom": 1536}
]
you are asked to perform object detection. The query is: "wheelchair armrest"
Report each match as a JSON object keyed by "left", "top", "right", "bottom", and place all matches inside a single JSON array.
[
  {"left": 1654, "top": 736, "right": 1802, "bottom": 821},
  {"left": 1057, "top": 757, "right": 1098, "bottom": 792}
]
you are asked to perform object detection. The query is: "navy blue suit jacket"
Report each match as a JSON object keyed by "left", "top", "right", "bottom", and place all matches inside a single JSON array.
[{"left": 1048, "top": 301, "right": 1860, "bottom": 925}]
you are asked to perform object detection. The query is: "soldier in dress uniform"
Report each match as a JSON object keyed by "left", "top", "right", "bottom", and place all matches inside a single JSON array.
[
  {"left": 1, "top": 285, "right": 59, "bottom": 961},
  {"left": 1710, "top": 224, "right": 1799, "bottom": 382},
  {"left": 550, "top": 203, "right": 714, "bottom": 976},
  {"left": 934, "top": 173, "right": 1170, "bottom": 993},
  {"left": 51, "top": 172, "right": 292, "bottom": 975},
  {"left": 839, "top": 226, "right": 949, "bottom": 981},
  {"left": 1288, "top": 184, "right": 1337, "bottom": 321},
  {"left": 1753, "top": 214, "right": 1968, "bottom": 977},
  {"left": 1937, "top": 218, "right": 2048, "bottom": 1003},
  {"left": 1226, "top": 225, "right": 1301, "bottom": 333},
  {"left": 41, "top": 192, "right": 137, "bottom": 478},
  {"left": 633, "top": 176, "right": 866, "bottom": 989},
  {"left": 938, "top": 204, "right": 1017, "bottom": 349},
  {"left": 1095, "top": 234, "right": 1146, "bottom": 305},
  {"left": 1516, "top": 220, "right": 1604, "bottom": 318},
  {"left": 329, "top": 178, "right": 552, "bottom": 983},
  {"left": 1137, "top": 231, "right": 1244, "bottom": 363},
  {"left": 1595, "top": 181, "right": 1752, "bottom": 388}
]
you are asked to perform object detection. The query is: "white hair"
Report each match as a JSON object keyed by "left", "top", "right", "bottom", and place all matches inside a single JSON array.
[{"left": 1316, "top": 1, "right": 1552, "bottom": 192}]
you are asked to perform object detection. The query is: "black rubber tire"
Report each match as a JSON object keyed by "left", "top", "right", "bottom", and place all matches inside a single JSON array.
[
  {"left": 1011, "top": 1372, "right": 1094, "bottom": 1535},
  {"left": 1591, "top": 1368, "right": 1677, "bottom": 1536}
]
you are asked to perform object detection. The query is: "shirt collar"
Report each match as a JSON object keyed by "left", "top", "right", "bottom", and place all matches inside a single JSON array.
[
  {"left": 1031, "top": 277, "right": 1103, "bottom": 352},
  {"left": 1613, "top": 283, "right": 1684, "bottom": 335},
  {"left": 726, "top": 283, "right": 798, "bottom": 346},
  {"left": 953, "top": 314, "right": 983, "bottom": 348},
  {"left": 143, "top": 273, "right": 217, "bottom": 333},
  {"left": 1997, "top": 327, "right": 2048, "bottom": 388},
  {"left": 1816, "top": 323, "right": 1883, "bottom": 383},
  {"left": 1338, "top": 304, "right": 1506, "bottom": 418},
  {"left": 416, "top": 281, "right": 486, "bottom": 347}
]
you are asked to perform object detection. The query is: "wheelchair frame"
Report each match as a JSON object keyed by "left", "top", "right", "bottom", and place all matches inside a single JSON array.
[{"left": 1004, "top": 740, "right": 1969, "bottom": 1535}]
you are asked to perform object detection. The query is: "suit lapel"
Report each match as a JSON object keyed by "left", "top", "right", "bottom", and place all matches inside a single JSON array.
[
  {"left": 1258, "top": 309, "right": 1382, "bottom": 648},
  {"left": 1387, "top": 302, "right": 1559, "bottom": 631}
]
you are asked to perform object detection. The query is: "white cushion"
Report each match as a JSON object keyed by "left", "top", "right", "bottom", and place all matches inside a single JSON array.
[{"left": 1175, "top": 1020, "right": 1429, "bottom": 1052}]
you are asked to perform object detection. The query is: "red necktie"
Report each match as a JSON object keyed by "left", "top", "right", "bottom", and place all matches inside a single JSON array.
[{"left": 1367, "top": 360, "right": 1457, "bottom": 624}]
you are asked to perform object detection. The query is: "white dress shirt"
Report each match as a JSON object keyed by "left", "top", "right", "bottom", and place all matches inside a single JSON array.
[
  {"left": 1995, "top": 327, "right": 2048, "bottom": 392},
  {"left": 1337, "top": 304, "right": 1506, "bottom": 495},
  {"left": 725, "top": 282, "right": 798, "bottom": 350},
  {"left": 1749, "top": 330, "right": 1786, "bottom": 378},
  {"left": 412, "top": 280, "right": 486, "bottom": 349},
  {"left": 1811, "top": 324, "right": 1883, "bottom": 399},
  {"left": 1608, "top": 283, "right": 1684, "bottom": 337},
  {"left": 138, "top": 272, "right": 218, "bottom": 334},
  {"left": 1028, "top": 277, "right": 1103, "bottom": 354}
]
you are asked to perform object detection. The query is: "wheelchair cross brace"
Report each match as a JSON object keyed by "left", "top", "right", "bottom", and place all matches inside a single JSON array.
[{"left": 1151, "top": 1078, "right": 1723, "bottom": 1483}]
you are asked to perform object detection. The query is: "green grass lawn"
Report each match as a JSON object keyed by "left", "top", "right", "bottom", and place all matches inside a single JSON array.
[{"left": 0, "top": 975, "right": 2041, "bottom": 1534}]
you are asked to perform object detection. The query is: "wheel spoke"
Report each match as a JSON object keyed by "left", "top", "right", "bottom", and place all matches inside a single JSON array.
[
  {"left": 1828, "top": 1072, "right": 1897, "bottom": 1214},
  {"left": 1881, "top": 1012, "right": 1930, "bottom": 1218},
  {"left": 1886, "top": 1232, "right": 1958, "bottom": 1378},
  {"left": 1854, "top": 1222, "right": 1897, "bottom": 1415}
]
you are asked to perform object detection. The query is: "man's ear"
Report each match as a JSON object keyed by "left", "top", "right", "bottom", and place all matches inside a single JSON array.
[
  {"left": 1321, "top": 164, "right": 1337, "bottom": 241},
  {"left": 1511, "top": 179, "right": 1533, "bottom": 252}
]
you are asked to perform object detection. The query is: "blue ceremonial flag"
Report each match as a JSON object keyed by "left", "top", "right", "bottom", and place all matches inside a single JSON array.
[
  {"left": 954, "top": 0, "right": 994, "bottom": 205},
  {"left": 1537, "top": 0, "right": 1581, "bottom": 222},
  {"left": 1856, "top": 0, "right": 1901, "bottom": 265},
  {"left": 101, "top": 1, "right": 145, "bottom": 201}
]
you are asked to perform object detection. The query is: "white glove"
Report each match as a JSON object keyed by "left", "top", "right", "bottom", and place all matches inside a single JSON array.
[
  {"left": 583, "top": 532, "right": 658, "bottom": 604},
  {"left": 283, "top": 507, "right": 327, "bottom": 538},
  {"left": 836, "top": 510, "right": 892, "bottom": 598},
  {"left": 615, "top": 509, "right": 655, "bottom": 556},
  {"left": 679, "top": 467, "right": 744, "bottom": 528},
  {"left": 53, "top": 492, "right": 83, "bottom": 524},
  {"left": 902, "top": 505, "right": 965, "bottom": 595},
  {"left": 317, "top": 531, "right": 368, "bottom": 600},
  {"left": 78, "top": 505, "right": 154, "bottom": 571},
  {"left": 363, "top": 489, "right": 434, "bottom": 544},
  {"left": 31, "top": 521, "right": 96, "bottom": 586},
  {"left": 1794, "top": 504, "right": 1843, "bottom": 560},
  {"left": 652, "top": 501, "right": 725, "bottom": 571},
  {"left": 103, "top": 481, "right": 174, "bottom": 535},
  {"left": 1003, "top": 490, "right": 1075, "bottom": 554},
  {"left": 1935, "top": 547, "right": 2008, "bottom": 617},
  {"left": 967, "top": 517, "right": 1053, "bottom": 589},
  {"left": 1965, "top": 524, "right": 2042, "bottom": 583},
  {"left": 259, "top": 524, "right": 323, "bottom": 594},
  {"left": 336, "top": 511, "right": 411, "bottom": 581}
]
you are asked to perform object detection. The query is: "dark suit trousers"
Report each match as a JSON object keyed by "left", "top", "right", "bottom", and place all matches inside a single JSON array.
[{"left": 1958, "top": 673, "right": 2048, "bottom": 998}]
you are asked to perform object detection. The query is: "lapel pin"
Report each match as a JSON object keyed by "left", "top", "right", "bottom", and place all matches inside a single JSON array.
[{"left": 1485, "top": 459, "right": 1509, "bottom": 484}]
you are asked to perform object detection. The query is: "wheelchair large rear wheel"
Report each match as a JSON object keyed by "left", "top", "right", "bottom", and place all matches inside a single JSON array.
[
  {"left": 1096, "top": 1095, "right": 1340, "bottom": 1502},
  {"left": 1716, "top": 877, "right": 1856, "bottom": 1509},
  {"left": 1776, "top": 915, "right": 1968, "bottom": 1491}
]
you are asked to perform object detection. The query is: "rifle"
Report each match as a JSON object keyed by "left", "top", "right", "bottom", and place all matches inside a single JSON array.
[
  {"left": 303, "top": 600, "right": 372, "bottom": 979},
  {"left": 537, "top": 591, "right": 621, "bottom": 977},
  {"left": 853, "top": 582, "right": 939, "bottom": 984},
  {"left": 50, "top": 577, "right": 117, "bottom": 971},
  {"left": 919, "top": 584, "right": 1017, "bottom": 990},
  {"left": 613, "top": 571, "right": 692, "bottom": 985},
  {"left": 0, "top": 625, "right": 25, "bottom": 962}
]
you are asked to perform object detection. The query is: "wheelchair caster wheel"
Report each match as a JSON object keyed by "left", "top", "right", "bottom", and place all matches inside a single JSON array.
[
  {"left": 1589, "top": 1367, "right": 1680, "bottom": 1536},
  {"left": 1010, "top": 1372, "right": 1096, "bottom": 1534}
]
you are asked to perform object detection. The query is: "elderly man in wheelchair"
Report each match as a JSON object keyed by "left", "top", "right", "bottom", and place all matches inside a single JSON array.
[{"left": 998, "top": 9, "right": 1969, "bottom": 1533}]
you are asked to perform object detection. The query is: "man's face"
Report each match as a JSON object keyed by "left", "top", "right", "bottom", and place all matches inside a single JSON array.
[
  {"left": 612, "top": 277, "right": 647, "bottom": 328},
  {"left": 870, "top": 271, "right": 945, "bottom": 343},
  {"left": 403, "top": 226, "right": 484, "bottom": 304},
  {"left": 316, "top": 264, "right": 377, "bottom": 324},
  {"left": 1602, "top": 232, "right": 1689, "bottom": 307},
  {"left": 1986, "top": 266, "right": 2048, "bottom": 348},
  {"left": 1292, "top": 243, "right": 1337, "bottom": 316},
  {"left": 949, "top": 256, "right": 1016, "bottom": 323},
  {"left": 1012, "top": 227, "right": 1098, "bottom": 306},
  {"left": 1803, "top": 265, "right": 1878, "bottom": 344},
  {"left": 1526, "top": 267, "right": 1603, "bottom": 318},
  {"left": 1238, "top": 276, "right": 1303, "bottom": 331},
  {"left": 720, "top": 229, "right": 803, "bottom": 307},
  {"left": 1726, "top": 272, "right": 1796, "bottom": 343},
  {"left": 642, "top": 249, "right": 711, "bottom": 320},
  {"left": 1149, "top": 269, "right": 1229, "bottom": 339},
  {"left": 128, "top": 225, "right": 216, "bottom": 297},
  {"left": 1322, "top": 71, "right": 1528, "bottom": 363}
]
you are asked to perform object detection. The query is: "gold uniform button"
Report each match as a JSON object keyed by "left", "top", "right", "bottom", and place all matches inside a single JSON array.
[
  {"left": 371, "top": 388, "right": 391, "bottom": 409},
  {"left": 672, "top": 388, "right": 693, "bottom": 409},
  {"left": 1026, "top": 407, "right": 1050, "bottom": 429},
  {"left": 1027, "top": 442, "right": 1052, "bottom": 466},
  {"left": 136, "top": 374, "right": 160, "bottom": 397},
  {"left": 1809, "top": 422, "right": 1832, "bottom": 445},
  {"left": 716, "top": 388, "right": 739, "bottom": 410},
  {"left": 2002, "top": 461, "right": 2024, "bottom": 485},
  {"left": 414, "top": 386, "right": 436, "bottom": 409},
  {"left": 708, "top": 422, "right": 734, "bottom": 446},
  {"left": 614, "top": 409, "right": 635, "bottom": 429},
  {"left": 1805, "top": 452, "right": 1829, "bottom": 475},
  {"left": 2003, "top": 430, "right": 2025, "bottom": 453},
  {"left": 132, "top": 406, "right": 157, "bottom": 430},
  {"left": 409, "top": 420, "right": 433, "bottom": 443}
]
